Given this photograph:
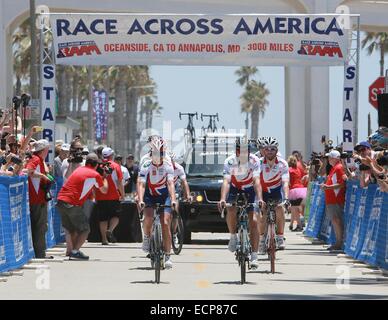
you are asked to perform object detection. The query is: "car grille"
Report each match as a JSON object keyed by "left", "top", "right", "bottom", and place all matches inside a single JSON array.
[{"left": 204, "top": 190, "right": 220, "bottom": 202}]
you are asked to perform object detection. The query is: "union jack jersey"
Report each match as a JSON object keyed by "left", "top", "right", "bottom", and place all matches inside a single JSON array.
[
  {"left": 223, "top": 154, "right": 260, "bottom": 190},
  {"left": 139, "top": 159, "right": 174, "bottom": 197},
  {"left": 259, "top": 157, "right": 289, "bottom": 194},
  {"left": 171, "top": 161, "right": 186, "bottom": 184}
]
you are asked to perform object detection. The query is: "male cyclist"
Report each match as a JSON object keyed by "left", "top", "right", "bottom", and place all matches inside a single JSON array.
[
  {"left": 218, "top": 137, "right": 264, "bottom": 269},
  {"left": 258, "top": 137, "right": 290, "bottom": 252},
  {"left": 137, "top": 136, "right": 177, "bottom": 269}
]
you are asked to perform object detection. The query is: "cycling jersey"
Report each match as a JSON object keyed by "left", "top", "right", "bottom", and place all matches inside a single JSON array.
[
  {"left": 223, "top": 154, "right": 260, "bottom": 190},
  {"left": 171, "top": 161, "right": 186, "bottom": 184},
  {"left": 139, "top": 159, "right": 175, "bottom": 213},
  {"left": 139, "top": 159, "right": 175, "bottom": 196},
  {"left": 259, "top": 156, "right": 289, "bottom": 201}
]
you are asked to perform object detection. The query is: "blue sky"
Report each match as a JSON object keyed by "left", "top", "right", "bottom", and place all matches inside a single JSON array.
[{"left": 150, "top": 33, "right": 381, "bottom": 157}]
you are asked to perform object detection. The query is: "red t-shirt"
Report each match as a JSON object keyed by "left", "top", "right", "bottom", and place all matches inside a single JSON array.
[
  {"left": 297, "top": 161, "right": 308, "bottom": 187},
  {"left": 289, "top": 167, "right": 304, "bottom": 189},
  {"left": 58, "top": 166, "right": 104, "bottom": 206},
  {"left": 26, "top": 155, "right": 47, "bottom": 204},
  {"left": 325, "top": 163, "right": 346, "bottom": 205},
  {"left": 95, "top": 160, "right": 123, "bottom": 201}
]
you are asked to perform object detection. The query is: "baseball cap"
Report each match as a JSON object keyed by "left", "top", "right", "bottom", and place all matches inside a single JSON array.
[
  {"left": 354, "top": 141, "right": 371, "bottom": 151},
  {"left": 325, "top": 150, "right": 341, "bottom": 159},
  {"left": 32, "top": 139, "right": 50, "bottom": 152},
  {"left": 61, "top": 143, "right": 70, "bottom": 151},
  {"left": 102, "top": 147, "right": 114, "bottom": 158},
  {"left": 86, "top": 153, "right": 99, "bottom": 162}
]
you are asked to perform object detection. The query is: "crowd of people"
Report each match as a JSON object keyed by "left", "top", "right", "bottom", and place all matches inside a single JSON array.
[{"left": 1, "top": 99, "right": 387, "bottom": 262}]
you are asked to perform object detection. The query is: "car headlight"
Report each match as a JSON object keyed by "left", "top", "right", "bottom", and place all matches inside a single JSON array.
[
  {"left": 196, "top": 195, "right": 203, "bottom": 202},
  {"left": 190, "top": 191, "right": 204, "bottom": 202}
]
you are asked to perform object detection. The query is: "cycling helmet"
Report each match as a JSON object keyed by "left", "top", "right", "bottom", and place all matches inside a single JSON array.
[
  {"left": 148, "top": 135, "right": 166, "bottom": 151},
  {"left": 261, "top": 137, "right": 279, "bottom": 148}
]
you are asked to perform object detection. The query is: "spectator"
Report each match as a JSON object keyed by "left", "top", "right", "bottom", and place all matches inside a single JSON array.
[
  {"left": 56, "top": 153, "right": 108, "bottom": 260},
  {"left": 95, "top": 147, "right": 124, "bottom": 245},
  {"left": 25, "top": 139, "right": 51, "bottom": 259},
  {"left": 353, "top": 141, "right": 377, "bottom": 188},
  {"left": 62, "top": 138, "right": 85, "bottom": 181},
  {"left": 287, "top": 155, "right": 307, "bottom": 231},
  {"left": 320, "top": 150, "right": 347, "bottom": 252},
  {"left": 125, "top": 154, "right": 139, "bottom": 194},
  {"left": 292, "top": 150, "right": 308, "bottom": 186},
  {"left": 54, "top": 143, "right": 70, "bottom": 178},
  {"left": 114, "top": 154, "right": 130, "bottom": 191}
]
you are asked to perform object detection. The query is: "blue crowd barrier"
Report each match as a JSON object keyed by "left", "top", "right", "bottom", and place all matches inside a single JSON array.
[
  {"left": 0, "top": 176, "right": 65, "bottom": 273},
  {"left": 0, "top": 176, "right": 34, "bottom": 273},
  {"left": 305, "top": 179, "right": 388, "bottom": 270}
]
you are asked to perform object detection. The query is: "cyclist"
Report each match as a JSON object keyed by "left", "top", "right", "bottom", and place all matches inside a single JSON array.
[
  {"left": 169, "top": 151, "right": 192, "bottom": 246},
  {"left": 257, "top": 137, "right": 290, "bottom": 253},
  {"left": 139, "top": 135, "right": 172, "bottom": 167},
  {"left": 137, "top": 136, "right": 177, "bottom": 269},
  {"left": 218, "top": 137, "right": 264, "bottom": 269}
]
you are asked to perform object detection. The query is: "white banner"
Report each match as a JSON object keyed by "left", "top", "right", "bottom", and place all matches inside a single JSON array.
[
  {"left": 342, "top": 64, "right": 356, "bottom": 152},
  {"left": 50, "top": 14, "right": 350, "bottom": 66},
  {"left": 41, "top": 64, "right": 56, "bottom": 164}
]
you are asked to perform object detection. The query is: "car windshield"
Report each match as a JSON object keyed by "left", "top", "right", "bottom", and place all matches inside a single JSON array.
[{"left": 185, "top": 144, "right": 234, "bottom": 177}]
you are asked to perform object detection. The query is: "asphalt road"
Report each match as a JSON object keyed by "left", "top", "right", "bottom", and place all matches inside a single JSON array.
[{"left": 1, "top": 230, "right": 387, "bottom": 300}]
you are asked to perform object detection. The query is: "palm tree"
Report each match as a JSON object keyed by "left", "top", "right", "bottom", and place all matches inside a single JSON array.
[
  {"left": 235, "top": 67, "right": 258, "bottom": 130},
  {"left": 240, "top": 80, "right": 269, "bottom": 139},
  {"left": 143, "top": 96, "right": 162, "bottom": 129},
  {"left": 362, "top": 32, "right": 388, "bottom": 76}
]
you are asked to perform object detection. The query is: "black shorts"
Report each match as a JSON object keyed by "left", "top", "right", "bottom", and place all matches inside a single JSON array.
[
  {"left": 96, "top": 200, "right": 121, "bottom": 222},
  {"left": 290, "top": 199, "right": 303, "bottom": 206}
]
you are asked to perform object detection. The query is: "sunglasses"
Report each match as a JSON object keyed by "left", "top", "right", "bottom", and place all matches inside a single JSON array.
[
  {"left": 265, "top": 147, "right": 277, "bottom": 152},
  {"left": 357, "top": 148, "right": 367, "bottom": 152}
]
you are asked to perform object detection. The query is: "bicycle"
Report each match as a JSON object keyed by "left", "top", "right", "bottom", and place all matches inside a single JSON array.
[
  {"left": 171, "top": 208, "right": 184, "bottom": 255},
  {"left": 221, "top": 193, "right": 256, "bottom": 284},
  {"left": 200, "top": 113, "right": 219, "bottom": 133},
  {"left": 179, "top": 112, "right": 198, "bottom": 142},
  {"left": 143, "top": 203, "right": 171, "bottom": 284},
  {"left": 262, "top": 199, "right": 288, "bottom": 274}
]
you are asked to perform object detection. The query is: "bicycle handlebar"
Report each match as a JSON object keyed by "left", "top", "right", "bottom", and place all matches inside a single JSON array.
[{"left": 220, "top": 201, "right": 261, "bottom": 219}]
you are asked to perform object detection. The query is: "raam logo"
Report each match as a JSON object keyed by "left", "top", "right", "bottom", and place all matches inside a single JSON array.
[
  {"left": 297, "top": 40, "right": 343, "bottom": 58},
  {"left": 57, "top": 41, "right": 101, "bottom": 58}
]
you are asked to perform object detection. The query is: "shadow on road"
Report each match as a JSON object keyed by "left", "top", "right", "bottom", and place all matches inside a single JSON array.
[
  {"left": 233, "top": 293, "right": 388, "bottom": 300},
  {"left": 130, "top": 280, "right": 170, "bottom": 285},
  {"left": 213, "top": 281, "right": 257, "bottom": 285},
  {"left": 129, "top": 267, "right": 153, "bottom": 271}
]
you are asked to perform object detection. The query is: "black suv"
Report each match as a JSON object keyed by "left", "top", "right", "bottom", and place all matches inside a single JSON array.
[{"left": 180, "top": 134, "right": 244, "bottom": 243}]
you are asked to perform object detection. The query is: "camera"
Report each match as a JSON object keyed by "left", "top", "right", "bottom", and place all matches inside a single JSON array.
[
  {"left": 12, "top": 94, "right": 30, "bottom": 110},
  {"left": 311, "top": 152, "right": 323, "bottom": 165},
  {"left": 96, "top": 162, "right": 113, "bottom": 176},
  {"left": 340, "top": 152, "right": 353, "bottom": 159},
  {"left": 359, "top": 164, "right": 370, "bottom": 171},
  {"left": 68, "top": 149, "right": 84, "bottom": 163},
  {"left": 10, "top": 156, "right": 22, "bottom": 165}
]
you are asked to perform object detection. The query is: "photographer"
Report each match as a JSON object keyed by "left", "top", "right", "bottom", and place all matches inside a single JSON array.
[
  {"left": 57, "top": 153, "right": 109, "bottom": 260},
  {"left": 360, "top": 151, "right": 388, "bottom": 192},
  {"left": 25, "top": 139, "right": 52, "bottom": 259},
  {"left": 62, "top": 138, "right": 85, "bottom": 181},
  {"left": 353, "top": 141, "right": 376, "bottom": 188},
  {"left": 95, "top": 147, "right": 124, "bottom": 245},
  {"left": 320, "top": 150, "right": 347, "bottom": 252}
]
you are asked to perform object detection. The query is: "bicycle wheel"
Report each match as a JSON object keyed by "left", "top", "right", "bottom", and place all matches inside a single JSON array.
[
  {"left": 171, "top": 214, "right": 184, "bottom": 255},
  {"left": 268, "top": 224, "right": 276, "bottom": 274},
  {"left": 239, "top": 230, "right": 246, "bottom": 284},
  {"left": 154, "top": 223, "right": 163, "bottom": 284}
]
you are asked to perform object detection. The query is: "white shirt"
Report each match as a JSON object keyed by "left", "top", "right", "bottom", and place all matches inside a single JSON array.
[{"left": 121, "top": 165, "right": 130, "bottom": 187}]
